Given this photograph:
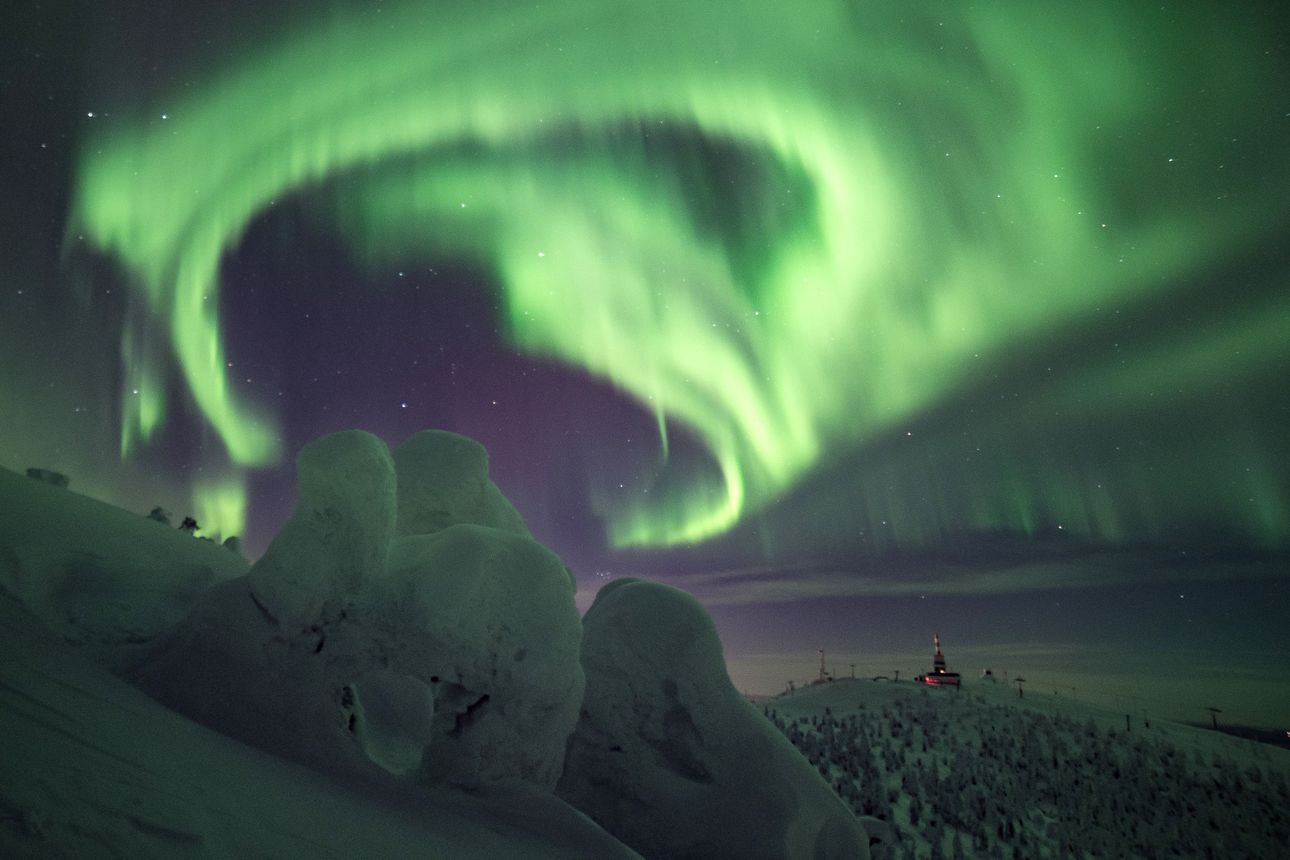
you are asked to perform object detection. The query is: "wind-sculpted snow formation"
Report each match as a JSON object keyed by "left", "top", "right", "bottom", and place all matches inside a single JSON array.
[
  {"left": 18, "top": 427, "right": 865, "bottom": 854},
  {"left": 133, "top": 429, "right": 583, "bottom": 792},
  {"left": 370, "top": 524, "right": 583, "bottom": 788},
  {"left": 557, "top": 577, "right": 869, "bottom": 859},
  {"left": 393, "top": 430, "right": 530, "bottom": 539},
  {"left": 247, "top": 430, "right": 397, "bottom": 627}
]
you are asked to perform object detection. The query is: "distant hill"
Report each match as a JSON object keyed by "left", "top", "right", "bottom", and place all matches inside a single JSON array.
[{"left": 768, "top": 679, "right": 1290, "bottom": 859}]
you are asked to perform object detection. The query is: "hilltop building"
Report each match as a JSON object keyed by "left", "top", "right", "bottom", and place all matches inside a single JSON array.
[
  {"left": 917, "top": 632, "right": 961, "bottom": 687},
  {"left": 811, "top": 648, "right": 833, "bottom": 685}
]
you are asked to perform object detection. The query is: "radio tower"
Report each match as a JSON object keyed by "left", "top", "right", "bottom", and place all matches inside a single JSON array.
[
  {"left": 817, "top": 648, "right": 829, "bottom": 683},
  {"left": 919, "top": 632, "right": 961, "bottom": 687}
]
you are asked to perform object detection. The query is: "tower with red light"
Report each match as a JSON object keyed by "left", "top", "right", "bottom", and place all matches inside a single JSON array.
[{"left": 919, "top": 632, "right": 961, "bottom": 687}]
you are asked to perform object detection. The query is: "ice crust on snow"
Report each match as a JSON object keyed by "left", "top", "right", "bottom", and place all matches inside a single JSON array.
[{"left": 557, "top": 577, "right": 868, "bottom": 859}]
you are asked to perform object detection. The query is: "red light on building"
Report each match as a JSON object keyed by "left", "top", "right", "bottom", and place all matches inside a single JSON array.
[{"left": 916, "top": 632, "right": 961, "bottom": 687}]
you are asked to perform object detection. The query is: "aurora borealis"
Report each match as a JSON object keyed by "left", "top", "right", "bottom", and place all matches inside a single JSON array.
[
  {"left": 4, "top": 1, "right": 1289, "bottom": 714},
  {"left": 54, "top": 0, "right": 1289, "bottom": 552}
]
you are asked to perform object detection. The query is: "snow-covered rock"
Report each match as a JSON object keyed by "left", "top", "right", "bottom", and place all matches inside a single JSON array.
[
  {"left": 557, "top": 578, "right": 869, "bottom": 860},
  {"left": 363, "top": 523, "right": 584, "bottom": 791},
  {"left": 392, "top": 430, "right": 529, "bottom": 538},
  {"left": 248, "top": 430, "right": 396, "bottom": 628}
]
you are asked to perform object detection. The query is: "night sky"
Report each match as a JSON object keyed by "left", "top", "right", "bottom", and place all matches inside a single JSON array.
[{"left": 4, "top": 1, "right": 1289, "bottom": 723}]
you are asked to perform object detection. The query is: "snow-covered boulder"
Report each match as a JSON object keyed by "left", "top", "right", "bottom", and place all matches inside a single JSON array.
[
  {"left": 557, "top": 578, "right": 869, "bottom": 860},
  {"left": 392, "top": 430, "right": 528, "bottom": 538},
  {"left": 362, "top": 523, "right": 584, "bottom": 791},
  {"left": 248, "top": 430, "right": 396, "bottom": 628}
]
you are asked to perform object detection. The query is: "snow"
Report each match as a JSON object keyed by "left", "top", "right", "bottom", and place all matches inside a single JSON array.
[
  {"left": 133, "top": 432, "right": 583, "bottom": 795},
  {"left": 558, "top": 578, "right": 870, "bottom": 859},
  {"left": 0, "top": 433, "right": 887, "bottom": 856},
  {"left": 127, "top": 574, "right": 382, "bottom": 782},
  {"left": 0, "top": 456, "right": 636, "bottom": 858},
  {"left": 0, "top": 465, "right": 246, "bottom": 652},
  {"left": 368, "top": 524, "right": 585, "bottom": 791},
  {"left": 345, "top": 667, "right": 438, "bottom": 776},
  {"left": 0, "top": 588, "right": 637, "bottom": 858},
  {"left": 33, "top": 427, "right": 1270, "bottom": 858},
  {"left": 767, "top": 679, "right": 1290, "bottom": 859},
  {"left": 248, "top": 429, "right": 396, "bottom": 627},
  {"left": 393, "top": 429, "right": 530, "bottom": 538}
]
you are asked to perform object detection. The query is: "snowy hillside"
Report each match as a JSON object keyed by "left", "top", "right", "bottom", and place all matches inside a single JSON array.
[
  {"left": 0, "top": 433, "right": 870, "bottom": 858},
  {"left": 0, "top": 587, "right": 644, "bottom": 858},
  {"left": 768, "top": 680, "right": 1290, "bottom": 859},
  {"left": 0, "top": 463, "right": 638, "bottom": 859},
  {"left": 0, "top": 465, "right": 247, "bottom": 651}
]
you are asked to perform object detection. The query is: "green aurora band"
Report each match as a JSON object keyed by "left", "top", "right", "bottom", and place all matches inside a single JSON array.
[{"left": 73, "top": 2, "right": 1289, "bottom": 548}]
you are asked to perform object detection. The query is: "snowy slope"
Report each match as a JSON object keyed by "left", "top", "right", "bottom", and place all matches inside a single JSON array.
[
  {"left": 0, "top": 465, "right": 247, "bottom": 650},
  {"left": 0, "top": 463, "right": 639, "bottom": 858},
  {"left": 0, "top": 432, "right": 871, "bottom": 858},
  {"left": 0, "top": 587, "right": 638, "bottom": 858},
  {"left": 768, "top": 679, "right": 1290, "bottom": 859}
]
